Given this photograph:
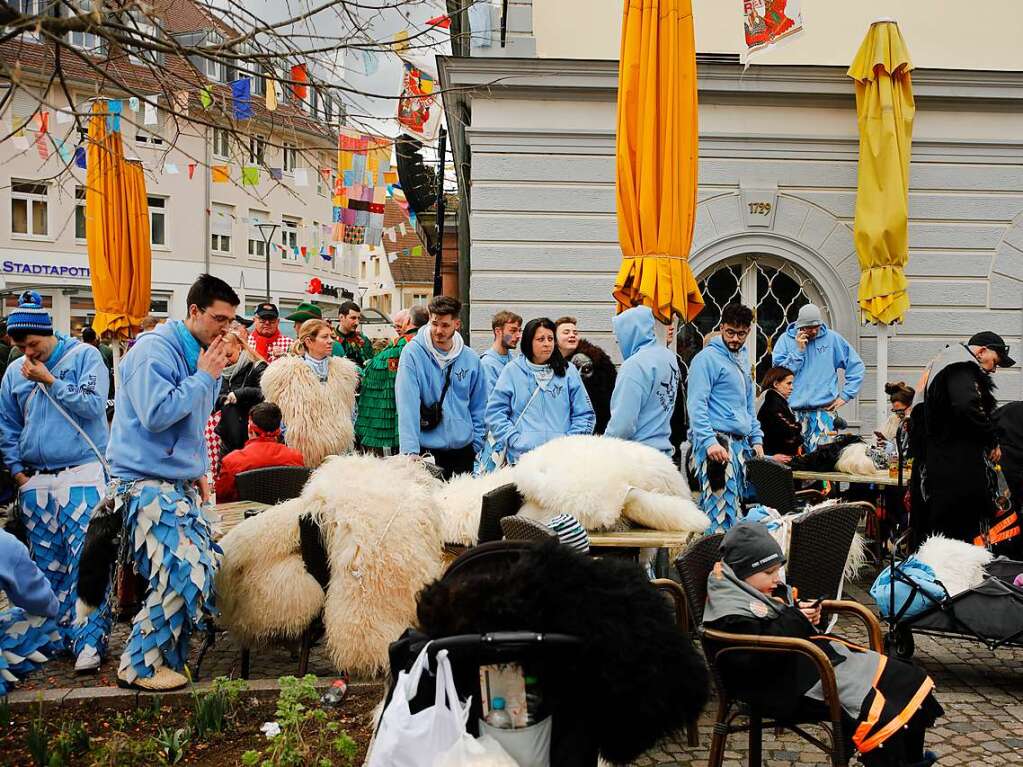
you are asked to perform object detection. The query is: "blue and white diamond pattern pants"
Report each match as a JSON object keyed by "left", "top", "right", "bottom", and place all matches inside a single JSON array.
[
  {"left": 115, "top": 480, "right": 220, "bottom": 684},
  {"left": 0, "top": 608, "right": 61, "bottom": 695},
  {"left": 691, "top": 436, "right": 752, "bottom": 534},
  {"left": 796, "top": 408, "right": 835, "bottom": 453},
  {"left": 19, "top": 461, "right": 111, "bottom": 657}
]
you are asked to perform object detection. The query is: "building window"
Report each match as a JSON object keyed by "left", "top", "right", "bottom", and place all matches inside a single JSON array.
[
  {"left": 283, "top": 143, "right": 297, "bottom": 173},
  {"left": 360, "top": 261, "right": 367, "bottom": 280},
  {"left": 212, "top": 128, "right": 230, "bottom": 159},
  {"left": 373, "top": 258, "right": 381, "bottom": 277},
  {"left": 211, "top": 203, "right": 233, "bottom": 254},
  {"left": 11, "top": 180, "right": 48, "bottom": 237},
  {"left": 247, "top": 209, "right": 269, "bottom": 257},
  {"left": 148, "top": 196, "right": 167, "bottom": 246},
  {"left": 185, "top": 31, "right": 226, "bottom": 82},
  {"left": 248, "top": 137, "right": 265, "bottom": 165},
  {"left": 126, "top": 10, "right": 163, "bottom": 66},
  {"left": 281, "top": 218, "right": 299, "bottom": 259},
  {"left": 136, "top": 126, "right": 164, "bottom": 146},
  {"left": 67, "top": 1, "right": 106, "bottom": 53},
  {"left": 411, "top": 292, "right": 429, "bottom": 305},
  {"left": 74, "top": 186, "right": 86, "bottom": 241}
]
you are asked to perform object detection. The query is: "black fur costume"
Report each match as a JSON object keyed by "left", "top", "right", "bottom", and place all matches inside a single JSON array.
[
  {"left": 412, "top": 542, "right": 708, "bottom": 764},
  {"left": 787, "top": 434, "right": 861, "bottom": 472},
  {"left": 568, "top": 340, "right": 617, "bottom": 435}
]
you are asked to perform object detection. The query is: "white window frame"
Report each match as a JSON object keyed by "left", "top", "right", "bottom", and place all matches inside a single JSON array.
[
  {"left": 126, "top": 11, "right": 163, "bottom": 66},
  {"left": 281, "top": 218, "right": 300, "bottom": 260},
  {"left": 74, "top": 185, "right": 87, "bottom": 242},
  {"left": 282, "top": 142, "right": 297, "bottom": 174},
  {"left": 11, "top": 180, "right": 49, "bottom": 239},
  {"left": 136, "top": 125, "right": 164, "bottom": 146},
  {"left": 211, "top": 204, "right": 233, "bottom": 255},
  {"left": 148, "top": 196, "right": 167, "bottom": 247},
  {"left": 247, "top": 209, "right": 269, "bottom": 258},
  {"left": 212, "top": 128, "right": 230, "bottom": 160},
  {"left": 248, "top": 136, "right": 265, "bottom": 165}
]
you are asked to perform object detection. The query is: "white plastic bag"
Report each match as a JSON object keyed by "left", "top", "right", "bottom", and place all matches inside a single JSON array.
[
  {"left": 478, "top": 716, "right": 553, "bottom": 767},
  {"left": 367, "top": 646, "right": 470, "bottom": 767},
  {"left": 434, "top": 734, "right": 519, "bottom": 767}
]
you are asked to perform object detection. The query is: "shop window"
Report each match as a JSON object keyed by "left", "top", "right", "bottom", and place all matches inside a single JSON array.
[
  {"left": 11, "top": 180, "right": 48, "bottom": 237},
  {"left": 148, "top": 196, "right": 167, "bottom": 246},
  {"left": 75, "top": 186, "right": 87, "bottom": 241}
]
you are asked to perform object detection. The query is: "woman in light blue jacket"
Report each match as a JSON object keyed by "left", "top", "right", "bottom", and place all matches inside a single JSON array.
[{"left": 485, "top": 317, "right": 595, "bottom": 465}]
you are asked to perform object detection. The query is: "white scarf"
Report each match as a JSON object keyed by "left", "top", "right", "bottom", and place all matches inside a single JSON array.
[
  {"left": 525, "top": 358, "right": 555, "bottom": 390},
  {"left": 303, "top": 353, "right": 330, "bottom": 383},
  {"left": 417, "top": 323, "right": 464, "bottom": 369}
]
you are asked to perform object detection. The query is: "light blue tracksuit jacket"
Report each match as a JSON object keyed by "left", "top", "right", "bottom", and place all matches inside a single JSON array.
[
  {"left": 686, "top": 336, "right": 764, "bottom": 455},
  {"left": 0, "top": 335, "right": 109, "bottom": 475},
  {"left": 605, "top": 306, "right": 680, "bottom": 456},
  {"left": 0, "top": 529, "right": 58, "bottom": 617},
  {"left": 479, "top": 348, "right": 513, "bottom": 402},
  {"left": 771, "top": 322, "right": 865, "bottom": 410},
  {"left": 485, "top": 353, "right": 595, "bottom": 464},
  {"left": 106, "top": 321, "right": 219, "bottom": 481},
  {"left": 395, "top": 325, "right": 487, "bottom": 455}
]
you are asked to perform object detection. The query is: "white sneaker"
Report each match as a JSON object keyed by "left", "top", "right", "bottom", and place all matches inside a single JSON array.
[{"left": 74, "top": 646, "right": 101, "bottom": 673}]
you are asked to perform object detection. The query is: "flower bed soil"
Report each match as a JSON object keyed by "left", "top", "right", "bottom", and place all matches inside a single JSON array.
[{"left": 0, "top": 682, "right": 383, "bottom": 766}]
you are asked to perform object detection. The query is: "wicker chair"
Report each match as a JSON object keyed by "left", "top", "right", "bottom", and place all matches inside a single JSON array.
[
  {"left": 500, "top": 514, "right": 557, "bottom": 543},
  {"left": 745, "top": 458, "right": 824, "bottom": 515},
  {"left": 674, "top": 534, "right": 883, "bottom": 767},
  {"left": 235, "top": 466, "right": 312, "bottom": 505},
  {"left": 786, "top": 502, "right": 869, "bottom": 604},
  {"left": 477, "top": 483, "right": 525, "bottom": 543}
]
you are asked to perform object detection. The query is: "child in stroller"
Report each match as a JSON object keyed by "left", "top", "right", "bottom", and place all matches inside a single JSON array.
[
  {"left": 377, "top": 540, "right": 709, "bottom": 766},
  {"left": 704, "top": 524, "right": 942, "bottom": 767}
]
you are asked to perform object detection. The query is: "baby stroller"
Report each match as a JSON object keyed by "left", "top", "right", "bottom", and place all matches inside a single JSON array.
[{"left": 378, "top": 540, "right": 708, "bottom": 766}]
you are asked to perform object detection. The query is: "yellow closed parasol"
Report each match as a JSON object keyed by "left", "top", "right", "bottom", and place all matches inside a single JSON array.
[{"left": 613, "top": 0, "right": 703, "bottom": 323}]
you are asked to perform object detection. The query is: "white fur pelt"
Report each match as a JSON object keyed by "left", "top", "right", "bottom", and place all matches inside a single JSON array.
[
  {"left": 835, "top": 442, "right": 878, "bottom": 475},
  {"left": 915, "top": 534, "right": 993, "bottom": 595},
  {"left": 216, "top": 454, "right": 445, "bottom": 676},
  {"left": 433, "top": 466, "right": 517, "bottom": 545},
  {"left": 260, "top": 355, "right": 360, "bottom": 467}
]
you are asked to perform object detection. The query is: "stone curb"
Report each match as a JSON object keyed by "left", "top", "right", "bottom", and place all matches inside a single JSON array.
[{"left": 5, "top": 678, "right": 383, "bottom": 714}]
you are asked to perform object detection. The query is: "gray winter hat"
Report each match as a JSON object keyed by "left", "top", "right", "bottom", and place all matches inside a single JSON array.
[
  {"left": 794, "top": 303, "right": 823, "bottom": 329},
  {"left": 721, "top": 523, "right": 786, "bottom": 580}
]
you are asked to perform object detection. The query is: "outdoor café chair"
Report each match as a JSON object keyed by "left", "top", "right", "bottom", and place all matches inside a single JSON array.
[
  {"left": 744, "top": 458, "right": 825, "bottom": 516},
  {"left": 235, "top": 465, "right": 312, "bottom": 506},
  {"left": 674, "top": 534, "right": 883, "bottom": 767},
  {"left": 786, "top": 502, "right": 870, "bottom": 605},
  {"left": 476, "top": 482, "right": 525, "bottom": 543}
]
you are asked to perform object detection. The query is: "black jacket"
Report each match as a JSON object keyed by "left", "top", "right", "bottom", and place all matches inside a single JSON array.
[
  {"left": 214, "top": 357, "right": 267, "bottom": 453},
  {"left": 757, "top": 389, "right": 804, "bottom": 457},
  {"left": 568, "top": 340, "right": 617, "bottom": 435}
]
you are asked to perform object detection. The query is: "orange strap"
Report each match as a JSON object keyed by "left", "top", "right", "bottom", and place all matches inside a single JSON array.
[
  {"left": 856, "top": 677, "right": 935, "bottom": 753},
  {"left": 974, "top": 512, "right": 1021, "bottom": 547},
  {"left": 852, "top": 655, "right": 888, "bottom": 751}
]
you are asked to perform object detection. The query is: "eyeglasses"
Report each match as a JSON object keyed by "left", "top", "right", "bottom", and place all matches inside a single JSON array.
[
  {"left": 721, "top": 327, "right": 750, "bottom": 340},
  {"left": 202, "top": 308, "right": 235, "bottom": 325}
]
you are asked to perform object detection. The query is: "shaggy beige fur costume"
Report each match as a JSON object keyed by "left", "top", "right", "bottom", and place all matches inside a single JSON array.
[
  {"left": 216, "top": 454, "right": 444, "bottom": 676},
  {"left": 260, "top": 355, "right": 360, "bottom": 467}
]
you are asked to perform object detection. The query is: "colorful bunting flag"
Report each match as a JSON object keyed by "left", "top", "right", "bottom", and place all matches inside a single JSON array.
[
  {"left": 397, "top": 61, "right": 441, "bottom": 141},
  {"left": 165, "top": 162, "right": 180, "bottom": 175},
  {"left": 199, "top": 87, "right": 213, "bottom": 109},
  {"left": 361, "top": 50, "right": 379, "bottom": 76},
  {"left": 128, "top": 96, "right": 140, "bottom": 112},
  {"left": 144, "top": 101, "right": 158, "bottom": 126},
  {"left": 74, "top": 146, "right": 87, "bottom": 168},
  {"left": 56, "top": 138, "right": 71, "bottom": 163},
  {"left": 392, "top": 30, "right": 410, "bottom": 52},
  {"left": 188, "top": 162, "right": 198, "bottom": 179},
  {"left": 426, "top": 14, "right": 451, "bottom": 28},
  {"left": 55, "top": 108, "right": 74, "bottom": 124},
  {"left": 106, "top": 99, "right": 122, "bottom": 132},
  {"left": 212, "top": 165, "right": 230, "bottom": 183},
  {"left": 293, "top": 168, "right": 309, "bottom": 187},
  {"left": 269, "top": 167, "right": 284, "bottom": 180},
  {"left": 266, "top": 77, "right": 278, "bottom": 111},
  {"left": 231, "top": 78, "right": 253, "bottom": 119},
  {"left": 242, "top": 165, "right": 260, "bottom": 185},
  {"left": 290, "top": 64, "right": 308, "bottom": 99}
]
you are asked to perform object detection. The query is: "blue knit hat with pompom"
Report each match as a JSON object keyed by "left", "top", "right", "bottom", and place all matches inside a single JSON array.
[{"left": 7, "top": 290, "right": 53, "bottom": 335}]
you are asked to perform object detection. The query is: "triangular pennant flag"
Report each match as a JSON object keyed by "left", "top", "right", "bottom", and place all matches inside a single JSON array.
[
  {"left": 426, "top": 14, "right": 451, "bottom": 28},
  {"left": 265, "top": 77, "right": 278, "bottom": 111},
  {"left": 200, "top": 87, "right": 213, "bottom": 109},
  {"left": 290, "top": 64, "right": 308, "bottom": 99},
  {"left": 392, "top": 30, "right": 409, "bottom": 52},
  {"left": 74, "top": 146, "right": 87, "bottom": 168},
  {"left": 320, "top": 167, "right": 331, "bottom": 182},
  {"left": 242, "top": 165, "right": 260, "bottom": 185},
  {"left": 212, "top": 165, "right": 230, "bottom": 183},
  {"left": 188, "top": 162, "right": 198, "bottom": 179},
  {"left": 361, "top": 50, "right": 379, "bottom": 76},
  {"left": 165, "top": 162, "right": 180, "bottom": 175},
  {"left": 56, "top": 138, "right": 72, "bottom": 163},
  {"left": 35, "top": 132, "right": 49, "bottom": 161},
  {"left": 231, "top": 78, "right": 252, "bottom": 119},
  {"left": 128, "top": 96, "right": 140, "bottom": 112},
  {"left": 269, "top": 167, "right": 283, "bottom": 180}
]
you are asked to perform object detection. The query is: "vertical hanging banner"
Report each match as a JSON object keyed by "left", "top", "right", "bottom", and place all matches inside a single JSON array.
[
  {"left": 290, "top": 64, "right": 308, "bottom": 99},
  {"left": 397, "top": 60, "right": 442, "bottom": 142},
  {"left": 335, "top": 128, "right": 392, "bottom": 246},
  {"left": 231, "top": 78, "right": 252, "bottom": 119},
  {"left": 743, "top": 0, "right": 803, "bottom": 58}
]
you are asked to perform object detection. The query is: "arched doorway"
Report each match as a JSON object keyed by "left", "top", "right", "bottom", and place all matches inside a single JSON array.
[{"left": 678, "top": 254, "right": 831, "bottom": 387}]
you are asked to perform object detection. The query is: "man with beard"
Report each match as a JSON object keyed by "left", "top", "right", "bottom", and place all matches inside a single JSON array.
[
  {"left": 555, "top": 316, "right": 617, "bottom": 434},
  {"left": 479, "top": 311, "right": 522, "bottom": 401},
  {"left": 686, "top": 303, "right": 764, "bottom": 533},
  {"left": 910, "top": 331, "right": 1013, "bottom": 548},
  {"left": 335, "top": 301, "right": 373, "bottom": 367}
]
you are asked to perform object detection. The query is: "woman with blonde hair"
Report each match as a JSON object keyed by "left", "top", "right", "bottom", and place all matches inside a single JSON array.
[{"left": 260, "top": 319, "right": 361, "bottom": 467}]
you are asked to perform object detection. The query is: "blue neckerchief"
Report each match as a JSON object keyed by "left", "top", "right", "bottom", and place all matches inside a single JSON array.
[
  {"left": 303, "top": 353, "right": 330, "bottom": 382},
  {"left": 44, "top": 334, "right": 69, "bottom": 370},
  {"left": 172, "top": 320, "right": 202, "bottom": 374}
]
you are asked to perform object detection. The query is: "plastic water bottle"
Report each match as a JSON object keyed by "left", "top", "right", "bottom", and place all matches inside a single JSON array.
[
  {"left": 524, "top": 675, "right": 543, "bottom": 726},
  {"left": 485, "top": 697, "right": 512, "bottom": 729}
]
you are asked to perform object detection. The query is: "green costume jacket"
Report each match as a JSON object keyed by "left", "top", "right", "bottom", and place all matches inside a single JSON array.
[{"left": 354, "top": 332, "right": 414, "bottom": 449}]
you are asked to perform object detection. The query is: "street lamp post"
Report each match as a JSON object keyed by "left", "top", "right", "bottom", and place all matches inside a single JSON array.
[{"left": 254, "top": 222, "right": 280, "bottom": 300}]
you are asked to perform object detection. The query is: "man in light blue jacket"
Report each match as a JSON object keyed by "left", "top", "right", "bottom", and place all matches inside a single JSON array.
[
  {"left": 396, "top": 295, "right": 487, "bottom": 479},
  {"left": 771, "top": 303, "right": 864, "bottom": 451},
  {"left": 605, "top": 306, "right": 679, "bottom": 456},
  {"left": 99, "top": 274, "right": 235, "bottom": 691},
  {"left": 485, "top": 317, "right": 594, "bottom": 465},
  {"left": 479, "top": 310, "right": 522, "bottom": 401},
  {"left": 0, "top": 529, "right": 61, "bottom": 694},
  {"left": 0, "top": 291, "right": 109, "bottom": 672},
  {"left": 687, "top": 304, "right": 765, "bottom": 533}
]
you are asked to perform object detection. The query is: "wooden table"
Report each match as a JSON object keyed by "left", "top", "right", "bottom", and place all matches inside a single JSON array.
[
  {"left": 211, "top": 500, "right": 269, "bottom": 538},
  {"left": 588, "top": 529, "right": 699, "bottom": 548},
  {"left": 792, "top": 470, "right": 909, "bottom": 487}
]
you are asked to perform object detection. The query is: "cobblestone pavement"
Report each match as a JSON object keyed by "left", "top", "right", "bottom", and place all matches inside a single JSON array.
[{"left": 11, "top": 582, "right": 1023, "bottom": 766}]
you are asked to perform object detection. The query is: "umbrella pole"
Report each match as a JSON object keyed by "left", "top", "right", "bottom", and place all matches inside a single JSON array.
[
  {"left": 876, "top": 324, "right": 891, "bottom": 430},
  {"left": 112, "top": 338, "right": 122, "bottom": 395}
]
